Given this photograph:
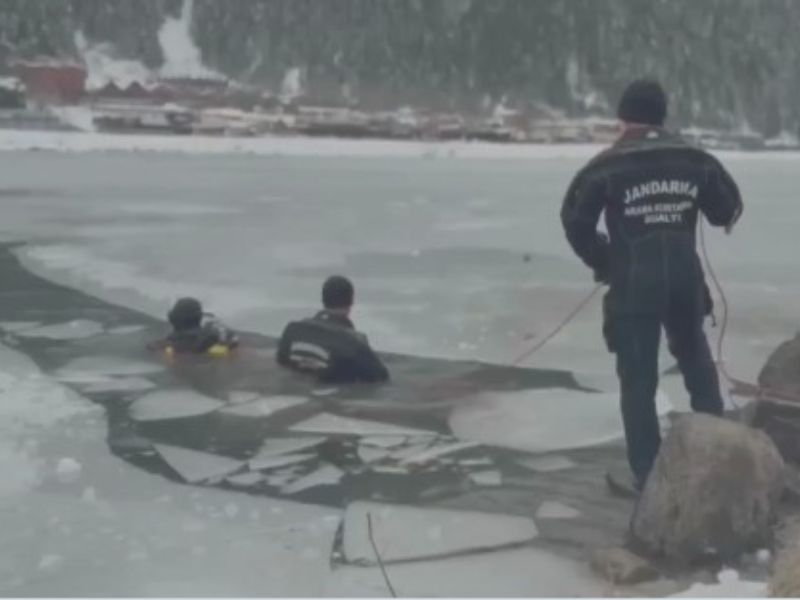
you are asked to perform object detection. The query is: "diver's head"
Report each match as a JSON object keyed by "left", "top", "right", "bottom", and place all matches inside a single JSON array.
[
  {"left": 617, "top": 79, "right": 667, "bottom": 128},
  {"left": 322, "top": 275, "right": 354, "bottom": 316},
  {"left": 168, "top": 297, "right": 203, "bottom": 331}
]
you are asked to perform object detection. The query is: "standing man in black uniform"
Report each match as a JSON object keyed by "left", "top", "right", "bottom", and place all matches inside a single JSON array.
[{"left": 560, "top": 80, "right": 743, "bottom": 489}]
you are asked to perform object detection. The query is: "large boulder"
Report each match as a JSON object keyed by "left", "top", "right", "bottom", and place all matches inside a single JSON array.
[
  {"left": 631, "top": 414, "right": 785, "bottom": 564},
  {"left": 759, "top": 333, "right": 800, "bottom": 395}
]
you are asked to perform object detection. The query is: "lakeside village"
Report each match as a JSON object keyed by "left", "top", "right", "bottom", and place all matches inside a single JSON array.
[{"left": 0, "top": 57, "right": 793, "bottom": 151}]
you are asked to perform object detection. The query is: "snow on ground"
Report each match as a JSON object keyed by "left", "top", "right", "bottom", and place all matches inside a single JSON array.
[
  {"left": 671, "top": 569, "right": 767, "bottom": 597},
  {"left": 158, "top": 0, "right": 223, "bottom": 81}
]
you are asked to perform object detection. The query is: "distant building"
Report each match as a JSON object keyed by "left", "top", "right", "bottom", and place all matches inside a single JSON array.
[{"left": 12, "top": 60, "right": 87, "bottom": 104}]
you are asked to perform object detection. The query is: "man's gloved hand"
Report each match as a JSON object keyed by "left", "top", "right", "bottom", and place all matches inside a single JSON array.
[{"left": 593, "top": 232, "right": 610, "bottom": 284}]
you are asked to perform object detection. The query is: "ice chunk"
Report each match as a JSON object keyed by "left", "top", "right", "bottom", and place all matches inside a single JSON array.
[
  {"left": 227, "top": 390, "right": 261, "bottom": 404},
  {"left": 359, "top": 435, "right": 407, "bottom": 449},
  {"left": 458, "top": 457, "right": 493, "bottom": 467},
  {"left": 311, "top": 387, "right": 339, "bottom": 397},
  {"left": 129, "top": 389, "right": 224, "bottom": 422},
  {"left": 248, "top": 453, "right": 315, "bottom": 472},
  {"left": 154, "top": 444, "right": 243, "bottom": 483},
  {"left": 250, "top": 436, "right": 326, "bottom": 460},
  {"left": 325, "top": 547, "right": 602, "bottom": 597},
  {"left": 0, "top": 321, "right": 40, "bottom": 332},
  {"left": 468, "top": 470, "right": 502, "bottom": 486},
  {"left": 226, "top": 472, "right": 264, "bottom": 487},
  {"left": 219, "top": 395, "right": 307, "bottom": 418},
  {"left": 342, "top": 501, "right": 538, "bottom": 563},
  {"left": 17, "top": 319, "right": 103, "bottom": 340},
  {"left": 398, "top": 441, "right": 480, "bottom": 466},
  {"left": 450, "top": 388, "right": 671, "bottom": 453},
  {"left": 290, "top": 413, "right": 437, "bottom": 437},
  {"left": 536, "top": 501, "right": 582, "bottom": 520},
  {"left": 56, "top": 356, "right": 163, "bottom": 378},
  {"left": 55, "top": 457, "right": 82, "bottom": 484},
  {"left": 107, "top": 325, "right": 146, "bottom": 335},
  {"left": 358, "top": 446, "right": 390, "bottom": 464},
  {"left": 81, "top": 377, "right": 156, "bottom": 394},
  {"left": 282, "top": 464, "right": 344, "bottom": 494},
  {"left": 517, "top": 455, "right": 577, "bottom": 473}
]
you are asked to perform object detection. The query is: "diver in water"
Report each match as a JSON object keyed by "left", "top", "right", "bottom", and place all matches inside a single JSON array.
[
  {"left": 277, "top": 275, "right": 389, "bottom": 384},
  {"left": 561, "top": 80, "right": 743, "bottom": 490},
  {"left": 152, "top": 297, "right": 239, "bottom": 356}
]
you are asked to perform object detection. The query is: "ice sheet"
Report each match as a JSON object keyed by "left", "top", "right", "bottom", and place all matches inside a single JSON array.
[
  {"left": 80, "top": 377, "right": 157, "bottom": 394},
  {"left": 248, "top": 453, "right": 315, "bottom": 472},
  {"left": 218, "top": 395, "right": 307, "bottom": 418},
  {"left": 154, "top": 444, "right": 243, "bottom": 483},
  {"left": 128, "top": 389, "right": 224, "bottom": 422},
  {"left": 450, "top": 389, "right": 672, "bottom": 453},
  {"left": 535, "top": 501, "right": 582, "bottom": 520},
  {"left": 290, "top": 413, "right": 437, "bottom": 438},
  {"left": 342, "top": 501, "right": 538, "bottom": 563},
  {"left": 55, "top": 356, "right": 164, "bottom": 378},
  {"left": 516, "top": 455, "right": 577, "bottom": 473},
  {"left": 16, "top": 320, "right": 104, "bottom": 340},
  {"left": 250, "top": 436, "right": 327, "bottom": 460},
  {"left": 324, "top": 547, "right": 603, "bottom": 597},
  {"left": 282, "top": 465, "right": 344, "bottom": 495}
]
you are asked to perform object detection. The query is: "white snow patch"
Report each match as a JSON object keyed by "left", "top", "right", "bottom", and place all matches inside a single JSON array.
[
  {"left": 290, "top": 412, "right": 437, "bottom": 438},
  {"left": 342, "top": 501, "right": 538, "bottom": 564},
  {"left": 449, "top": 388, "right": 672, "bottom": 453},
  {"left": 672, "top": 569, "right": 767, "bottom": 597},
  {"left": 158, "top": 0, "right": 222, "bottom": 81},
  {"left": 153, "top": 444, "right": 243, "bottom": 483},
  {"left": 0, "top": 345, "right": 93, "bottom": 498},
  {"left": 536, "top": 500, "right": 582, "bottom": 520},
  {"left": 129, "top": 389, "right": 223, "bottom": 422},
  {"left": 55, "top": 457, "right": 83, "bottom": 484},
  {"left": 75, "top": 31, "right": 155, "bottom": 91}
]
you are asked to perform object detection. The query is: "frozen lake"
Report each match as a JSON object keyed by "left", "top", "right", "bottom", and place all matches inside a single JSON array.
[
  {"left": 0, "top": 139, "right": 789, "bottom": 596},
  {"left": 2, "top": 145, "right": 795, "bottom": 383}
]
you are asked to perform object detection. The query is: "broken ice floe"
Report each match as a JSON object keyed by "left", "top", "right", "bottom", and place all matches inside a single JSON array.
[
  {"left": 0, "top": 321, "right": 40, "bottom": 332},
  {"left": 398, "top": 441, "right": 480, "bottom": 467},
  {"left": 15, "top": 319, "right": 104, "bottom": 340},
  {"left": 357, "top": 446, "right": 390, "bottom": 464},
  {"left": 468, "top": 470, "right": 502, "bottom": 486},
  {"left": 359, "top": 435, "right": 407, "bottom": 449},
  {"left": 342, "top": 501, "right": 538, "bottom": 564},
  {"left": 55, "top": 356, "right": 164, "bottom": 378},
  {"left": 225, "top": 472, "right": 264, "bottom": 487},
  {"left": 536, "top": 501, "right": 582, "bottom": 520},
  {"left": 106, "top": 324, "right": 146, "bottom": 335},
  {"left": 289, "top": 412, "right": 437, "bottom": 437},
  {"left": 128, "top": 389, "right": 224, "bottom": 422},
  {"left": 250, "top": 436, "right": 327, "bottom": 460},
  {"left": 282, "top": 464, "right": 344, "bottom": 494},
  {"left": 219, "top": 395, "right": 307, "bottom": 418},
  {"left": 248, "top": 452, "right": 315, "bottom": 472},
  {"left": 80, "top": 377, "right": 156, "bottom": 394},
  {"left": 154, "top": 444, "right": 243, "bottom": 483},
  {"left": 517, "top": 455, "right": 577, "bottom": 473}
]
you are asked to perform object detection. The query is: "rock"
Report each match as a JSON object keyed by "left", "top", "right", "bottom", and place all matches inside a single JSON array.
[
  {"left": 759, "top": 334, "right": 800, "bottom": 395},
  {"left": 590, "top": 546, "right": 659, "bottom": 585},
  {"left": 631, "top": 414, "right": 784, "bottom": 563},
  {"left": 770, "top": 542, "right": 800, "bottom": 597}
]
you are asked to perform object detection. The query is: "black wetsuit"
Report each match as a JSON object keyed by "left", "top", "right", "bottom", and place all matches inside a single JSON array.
[
  {"left": 276, "top": 310, "right": 389, "bottom": 384},
  {"left": 561, "top": 126, "right": 743, "bottom": 486}
]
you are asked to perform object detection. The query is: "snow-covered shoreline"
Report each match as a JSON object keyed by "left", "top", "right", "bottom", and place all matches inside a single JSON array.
[{"left": 3, "top": 128, "right": 799, "bottom": 161}]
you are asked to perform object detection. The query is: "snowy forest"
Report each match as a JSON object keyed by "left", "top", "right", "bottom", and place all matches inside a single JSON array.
[{"left": 1, "top": 0, "right": 798, "bottom": 136}]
